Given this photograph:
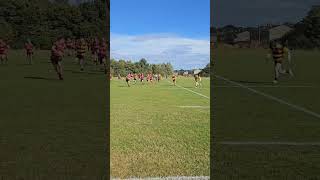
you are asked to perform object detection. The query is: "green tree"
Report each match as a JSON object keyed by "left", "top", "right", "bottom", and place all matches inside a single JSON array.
[{"left": 303, "top": 5, "right": 320, "bottom": 48}]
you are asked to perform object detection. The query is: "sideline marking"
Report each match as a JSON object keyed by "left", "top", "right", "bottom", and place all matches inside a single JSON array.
[
  {"left": 215, "top": 75, "right": 320, "bottom": 119},
  {"left": 218, "top": 141, "right": 320, "bottom": 146},
  {"left": 214, "top": 85, "right": 314, "bottom": 88},
  {"left": 167, "top": 80, "right": 210, "bottom": 100},
  {"left": 112, "top": 176, "right": 210, "bottom": 180},
  {"left": 178, "top": 106, "right": 210, "bottom": 109}
]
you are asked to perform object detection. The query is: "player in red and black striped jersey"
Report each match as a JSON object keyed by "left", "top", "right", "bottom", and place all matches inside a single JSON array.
[
  {"left": 172, "top": 74, "right": 177, "bottom": 86},
  {"left": 140, "top": 73, "right": 145, "bottom": 84},
  {"left": 126, "top": 73, "right": 133, "bottom": 87},
  {"left": 0, "top": 39, "right": 9, "bottom": 65},
  {"left": 98, "top": 39, "right": 107, "bottom": 74},
  {"left": 133, "top": 73, "right": 138, "bottom": 84},
  {"left": 76, "top": 38, "right": 87, "bottom": 71},
  {"left": 268, "top": 41, "right": 294, "bottom": 84},
  {"left": 50, "top": 38, "right": 65, "bottom": 80},
  {"left": 24, "top": 39, "right": 34, "bottom": 65},
  {"left": 91, "top": 37, "right": 100, "bottom": 65},
  {"left": 149, "top": 73, "right": 153, "bottom": 83},
  {"left": 66, "top": 38, "right": 75, "bottom": 56}
]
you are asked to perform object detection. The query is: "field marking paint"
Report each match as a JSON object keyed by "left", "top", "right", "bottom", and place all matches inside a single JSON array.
[
  {"left": 214, "top": 85, "right": 315, "bottom": 88},
  {"left": 112, "top": 176, "right": 210, "bottom": 180},
  {"left": 218, "top": 141, "right": 320, "bottom": 146},
  {"left": 166, "top": 80, "right": 210, "bottom": 100},
  {"left": 157, "top": 87, "right": 210, "bottom": 90},
  {"left": 178, "top": 106, "right": 210, "bottom": 109},
  {"left": 215, "top": 75, "right": 320, "bottom": 119}
]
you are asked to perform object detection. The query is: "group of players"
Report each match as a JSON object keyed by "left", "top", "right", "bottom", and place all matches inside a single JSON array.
[
  {"left": 123, "top": 71, "right": 202, "bottom": 88},
  {"left": 124, "top": 73, "right": 163, "bottom": 87},
  {"left": 0, "top": 37, "right": 108, "bottom": 80},
  {"left": 51, "top": 37, "right": 108, "bottom": 80}
]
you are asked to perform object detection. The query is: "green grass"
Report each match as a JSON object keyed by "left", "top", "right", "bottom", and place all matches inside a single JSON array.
[
  {"left": 213, "top": 48, "right": 320, "bottom": 179},
  {"left": 110, "top": 77, "right": 210, "bottom": 178},
  {"left": 0, "top": 50, "right": 108, "bottom": 179}
]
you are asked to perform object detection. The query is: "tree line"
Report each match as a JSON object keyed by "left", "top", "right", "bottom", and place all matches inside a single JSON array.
[
  {"left": 111, "top": 58, "right": 210, "bottom": 78},
  {"left": 0, "top": 0, "right": 107, "bottom": 49},
  {"left": 110, "top": 58, "right": 174, "bottom": 78}
]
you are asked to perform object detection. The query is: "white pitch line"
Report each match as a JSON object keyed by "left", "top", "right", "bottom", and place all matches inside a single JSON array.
[
  {"left": 218, "top": 141, "right": 320, "bottom": 146},
  {"left": 214, "top": 85, "right": 315, "bottom": 88},
  {"left": 112, "top": 176, "right": 210, "bottom": 180},
  {"left": 215, "top": 75, "right": 320, "bottom": 119},
  {"left": 178, "top": 106, "right": 210, "bottom": 109},
  {"left": 167, "top": 81, "right": 210, "bottom": 100}
]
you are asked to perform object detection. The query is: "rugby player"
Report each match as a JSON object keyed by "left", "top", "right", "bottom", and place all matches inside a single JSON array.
[
  {"left": 66, "top": 38, "right": 74, "bottom": 56},
  {"left": 126, "top": 73, "right": 133, "bottom": 87},
  {"left": 76, "top": 38, "right": 87, "bottom": 71},
  {"left": 268, "top": 41, "right": 294, "bottom": 84},
  {"left": 50, "top": 38, "right": 65, "bottom": 80},
  {"left": 91, "top": 37, "right": 99, "bottom": 65},
  {"left": 172, "top": 74, "right": 177, "bottom": 86},
  {"left": 140, "top": 73, "right": 144, "bottom": 83},
  {"left": 24, "top": 39, "right": 34, "bottom": 65},
  {"left": 0, "top": 39, "right": 9, "bottom": 65},
  {"left": 98, "top": 39, "right": 107, "bottom": 74}
]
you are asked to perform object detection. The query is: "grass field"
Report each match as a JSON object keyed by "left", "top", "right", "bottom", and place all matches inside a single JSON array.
[
  {"left": 110, "top": 76, "right": 210, "bottom": 178},
  {"left": 0, "top": 50, "right": 108, "bottom": 179},
  {"left": 213, "top": 47, "right": 320, "bottom": 179}
]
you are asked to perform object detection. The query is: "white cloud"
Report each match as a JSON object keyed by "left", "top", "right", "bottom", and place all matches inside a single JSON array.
[{"left": 110, "top": 33, "right": 210, "bottom": 69}]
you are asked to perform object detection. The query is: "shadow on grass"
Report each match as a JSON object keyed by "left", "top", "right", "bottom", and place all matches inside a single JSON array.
[
  {"left": 24, "top": 76, "right": 58, "bottom": 81},
  {"left": 230, "top": 80, "right": 273, "bottom": 85},
  {"left": 64, "top": 68, "right": 104, "bottom": 75},
  {"left": 16, "top": 64, "right": 33, "bottom": 66},
  {"left": 118, "top": 85, "right": 130, "bottom": 88}
]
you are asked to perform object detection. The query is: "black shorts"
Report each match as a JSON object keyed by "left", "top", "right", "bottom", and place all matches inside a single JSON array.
[
  {"left": 126, "top": 78, "right": 129, "bottom": 82},
  {"left": 98, "top": 55, "right": 105, "bottom": 64},
  {"left": 51, "top": 56, "right": 62, "bottom": 64},
  {"left": 77, "top": 54, "right": 85, "bottom": 59}
]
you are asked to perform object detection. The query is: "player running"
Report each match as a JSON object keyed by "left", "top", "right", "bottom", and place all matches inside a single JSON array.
[
  {"left": 132, "top": 73, "right": 137, "bottom": 84},
  {"left": 0, "top": 39, "right": 9, "bottom": 65},
  {"left": 98, "top": 38, "right": 107, "bottom": 74},
  {"left": 126, "top": 73, "right": 133, "bottom": 87},
  {"left": 147, "top": 73, "right": 153, "bottom": 84},
  {"left": 66, "top": 38, "right": 75, "bottom": 56},
  {"left": 140, "top": 73, "right": 144, "bottom": 84},
  {"left": 24, "top": 39, "right": 34, "bottom": 65},
  {"left": 50, "top": 38, "right": 65, "bottom": 80},
  {"left": 267, "top": 41, "right": 294, "bottom": 84},
  {"left": 172, "top": 74, "right": 177, "bottom": 86},
  {"left": 194, "top": 74, "right": 202, "bottom": 88},
  {"left": 76, "top": 38, "right": 87, "bottom": 71},
  {"left": 91, "top": 37, "right": 100, "bottom": 65}
]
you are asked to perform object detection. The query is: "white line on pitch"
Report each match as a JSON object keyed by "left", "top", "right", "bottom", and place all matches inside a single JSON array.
[
  {"left": 215, "top": 75, "right": 320, "bottom": 119},
  {"left": 167, "top": 81, "right": 210, "bottom": 100},
  {"left": 214, "top": 85, "right": 315, "bottom": 88},
  {"left": 218, "top": 141, "right": 320, "bottom": 146},
  {"left": 112, "top": 176, "right": 210, "bottom": 180},
  {"left": 178, "top": 106, "right": 210, "bottom": 109}
]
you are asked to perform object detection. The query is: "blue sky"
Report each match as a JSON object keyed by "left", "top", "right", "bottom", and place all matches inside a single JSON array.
[{"left": 110, "top": 0, "right": 210, "bottom": 70}]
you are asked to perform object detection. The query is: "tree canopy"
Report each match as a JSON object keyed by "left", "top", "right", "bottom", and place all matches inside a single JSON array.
[
  {"left": 110, "top": 58, "right": 174, "bottom": 77},
  {"left": 0, "top": 0, "right": 107, "bottom": 49}
]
